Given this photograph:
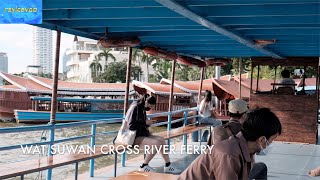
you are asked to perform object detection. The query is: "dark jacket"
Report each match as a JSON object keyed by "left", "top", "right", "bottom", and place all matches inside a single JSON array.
[{"left": 127, "top": 102, "right": 150, "bottom": 137}]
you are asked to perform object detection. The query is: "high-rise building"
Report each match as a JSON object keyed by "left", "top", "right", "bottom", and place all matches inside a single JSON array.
[
  {"left": 33, "top": 27, "right": 53, "bottom": 74},
  {"left": 0, "top": 52, "right": 8, "bottom": 85}
]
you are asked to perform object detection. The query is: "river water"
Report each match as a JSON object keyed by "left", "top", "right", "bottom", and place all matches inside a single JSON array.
[{"left": 0, "top": 122, "right": 173, "bottom": 180}]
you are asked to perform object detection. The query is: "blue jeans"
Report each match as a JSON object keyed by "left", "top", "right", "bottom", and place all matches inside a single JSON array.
[{"left": 192, "top": 117, "right": 222, "bottom": 142}]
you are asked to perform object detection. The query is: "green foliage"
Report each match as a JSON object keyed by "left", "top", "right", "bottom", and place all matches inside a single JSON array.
[
  {"left": 89, "top": 55, "right": 103, "bottom": 83},
  {"left": 101, "top": 61, "right": 143, "bottom": 83},
  {"left": 98, "top": 48, "right": 116, "bottom": 70}
]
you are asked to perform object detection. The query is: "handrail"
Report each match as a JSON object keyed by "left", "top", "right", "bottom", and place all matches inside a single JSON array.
[{"left": 0, "top": 107, "right": 199, "bottom": 180}]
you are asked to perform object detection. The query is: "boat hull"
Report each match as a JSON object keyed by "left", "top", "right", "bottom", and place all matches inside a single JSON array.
[{"left": 14, "top": 110, "right": 123, "bottom": 123}]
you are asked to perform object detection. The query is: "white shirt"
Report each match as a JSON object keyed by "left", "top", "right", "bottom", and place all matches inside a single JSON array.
[{"left": 199, "top": 99, "right": 213, "bottom": 118}]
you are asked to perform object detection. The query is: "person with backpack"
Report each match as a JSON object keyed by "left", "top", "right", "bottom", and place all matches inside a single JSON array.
[
  {"left": 207, "top": 98, "right": 248, "bottom": 146},
  {"left": 178, "top": 108, "right": 282, "bottom": 180}
]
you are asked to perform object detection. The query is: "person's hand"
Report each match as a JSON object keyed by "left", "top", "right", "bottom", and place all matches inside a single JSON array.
[{"left": 146, "top": 119, "right": 157, "bottom": 125}]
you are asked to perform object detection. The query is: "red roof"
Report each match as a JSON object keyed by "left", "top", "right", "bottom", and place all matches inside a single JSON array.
[
  {"left": 0, "top": 85, "right": 20, "bottom": 89},
  {"left": 161, "top": 78, "right": 214, "bottom": 93},
  {"left": 133, "top": 81, "right": 190, "bottom": 96},
  {"left": 29, "top": 75, "right": 131, "bottom": 91},
  {"left": 212, "top": 79, "right": 250, "bottom": 99},
  {"left": 0, "top": 72, "right": 50, "bottom": 91}
]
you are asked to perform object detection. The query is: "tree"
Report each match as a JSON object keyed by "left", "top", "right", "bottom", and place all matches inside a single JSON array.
[
  {"left": 152, "top": 59, "right": 172, "bottom": 81},
  {"left": 89, "top": 55, "right": 103, "bottom": 83},
  {"left": 101, "top": 61, "right": 143, "bottom": 83},
  {"left": 141, "top": 53, "right": 155, "bottom": 82},
  {"left": 132, "top": 48, "right": 142, "bottom": 66},
  {"left": 98, "top": 48, "right": 116, "bottom": 70}
]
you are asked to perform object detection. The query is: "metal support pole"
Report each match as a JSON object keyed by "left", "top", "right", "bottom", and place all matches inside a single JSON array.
[
  {"left": 197, "top": 67, "right": 205, "bottom": 105},
  {"left": 239, "top": 58, "right": 242, "bottom": 99},
  {"left": 89, "top": 124, "right": 96, "bottom": 177},
  {"left": 114, "top": 153, "right": 118, "bottom": 177},
  {"left": 75, "top": 162, "right": 79, "bottom": 180},
  {"left": 215, "top": 66, "right": 221, "bottom": 108},
  {"left": 46, "top": 125, "right": 55, "bottom": 180},
  {"left": 20, "top": 175, "right": 24, "bottom": 180},
  {"left": 121, "top": 47, "right": 132, "bottom": 167},
  {"left": 50, "top": 30, "right": 61, "bottom": 125},
  {"left": 167, "top": 59, "right": 177, "bottom": 146},
  {"left": 124, "top": 47, "right": 132, "bottom": 114},
  {"left": 256, "top": 65, "right": 260, "bottom": 92},
  {"left": 183, "top": 111, "right": 188, "bottom": 149},
  {"left": 273, "top": 66, "right": 277, "bottom": 92},
  {"left": 250, "top": 63, "right": 254, "bottom": 94}
]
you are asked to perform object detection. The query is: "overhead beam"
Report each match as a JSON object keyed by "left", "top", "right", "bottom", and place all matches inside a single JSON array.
[
  {"left": 154, "top": 0, "right": 283, "bottom": 58},
  {"left": 36, "top": 22, "right": 100, "bottom": 40},
  {"left": 43, "top": 0, "right": 318, "bottom": 10},
  {"left": 43, "top": 8, "right": 181, "bottom": 20},
  {"left": 43, "top": 3, "right": 319, "bottom": 20},
  {"left": 58, "top": 19, "right": 198, "bottom": 28}
]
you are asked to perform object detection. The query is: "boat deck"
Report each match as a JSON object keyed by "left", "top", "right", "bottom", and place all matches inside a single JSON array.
[{"left": 74, "top": 128, "right": 320, "bottom": 180}]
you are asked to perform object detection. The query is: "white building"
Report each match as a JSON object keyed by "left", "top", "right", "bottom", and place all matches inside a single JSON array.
[
  {"left": 66, "top": 40, "right": 156, "bottom": 83},
  {"left": 0, "top": 52, "right": 8, "bottom": 85},
  {"left": 66, "top": 40, "right": 130, "bottom": 82},
  {"left": 26, "top": 65, "right": 43, "bottom": 75},
  {"left": 32, "top": 27, "right": 53, "bottom": 74}
]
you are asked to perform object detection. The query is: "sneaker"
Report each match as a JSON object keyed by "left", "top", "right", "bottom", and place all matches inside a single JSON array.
[
  {"left": 138, "top": 165, "right": 155, "bottom": 172},
  {"left": 164, "top": 164, "right": 182, "bottom": 174}
]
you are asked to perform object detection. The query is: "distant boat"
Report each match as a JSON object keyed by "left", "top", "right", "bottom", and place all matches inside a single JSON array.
[{"left": 14, "top": 97, "right": 134, "bottom": 123}]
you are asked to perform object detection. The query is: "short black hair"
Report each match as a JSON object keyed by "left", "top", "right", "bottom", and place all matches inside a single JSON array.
[
  {"left": 281, "top": 70, "right": 291, "bottom": 78},
  {"left": 138, "top": 94, "right": 156, "bottom": 105},
  {"left": 146, "top": 96, "right": 156, "bottom": 105},
  {"left": 229, "top": 112, "right": 244, "bottom": 119},
  {"left": 241, "top": 108, "right": 282, "bottom": 141}
]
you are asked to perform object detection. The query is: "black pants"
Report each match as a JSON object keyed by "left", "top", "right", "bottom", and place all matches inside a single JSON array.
[{"left": 249, "top": 162, "right": 268, "bottom": 180}]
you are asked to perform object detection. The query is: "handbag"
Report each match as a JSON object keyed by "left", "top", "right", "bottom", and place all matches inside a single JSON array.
[{"left": 114, "top": 105, "right": 137, "bottom": 146}]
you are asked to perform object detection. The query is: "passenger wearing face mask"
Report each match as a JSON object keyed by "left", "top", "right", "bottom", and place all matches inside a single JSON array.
[
  {"left": 178, "top": 108, "right": 282, "bottom": 180},
  {"left": 127, "top": 94, "right": 181, "bottom": 174}
]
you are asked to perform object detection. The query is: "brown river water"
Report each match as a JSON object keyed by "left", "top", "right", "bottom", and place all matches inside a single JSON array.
[{"left": 0, "top": 122, "right": 175, "bottom": 180}]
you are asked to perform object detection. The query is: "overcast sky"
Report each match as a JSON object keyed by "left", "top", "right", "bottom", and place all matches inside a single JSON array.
[{"left": 0, "top": 24, "right": 93, "bottom": 73}]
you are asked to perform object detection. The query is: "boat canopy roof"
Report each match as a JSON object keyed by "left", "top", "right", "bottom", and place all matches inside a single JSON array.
[{"left": 38, "top": 0, "right": 319, "bottom": 59}]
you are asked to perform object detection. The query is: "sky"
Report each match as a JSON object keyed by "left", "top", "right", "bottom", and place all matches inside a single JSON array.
[{"left": 0, "top": 24, "right": 93, "bottom": 73}]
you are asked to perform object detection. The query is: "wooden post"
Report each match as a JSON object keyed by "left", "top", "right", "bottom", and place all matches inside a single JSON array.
[
  {"left": 123, "top": 47, "right": 132, "bottom": 115},
  {"left": 250, "top": 63, "right": 254, "bottom": 94},
  {"left": 197, "top": 67, "right": 205, "bottom": 105},
  {"left": 168, "top": 60, "right": 177, "bottom": 112},
  {"left": 273, "top": 66, "right": 277, "bottom": 92},
  {"left": 239, "top": 58, "right": 242, "bottom": 98},
  {"left": 49, "top": 30, "right": 61, "bottom": 124},
  {"left": 255, "top": 65, "right": 260, "bottom": 92}
]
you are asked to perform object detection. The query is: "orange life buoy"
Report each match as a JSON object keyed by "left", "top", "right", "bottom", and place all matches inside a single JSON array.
[
  {"left": 143, "top": 47, "right": 177, "bottom": 61},
  {"left": 98, "top": 37, "right": 140, "bottom": 48},
  {"left": 177, "top": 56, "right": 206, "bottom": 67},
  {"left": 205, "top": 58, "right": 230, "bottom": 66}
]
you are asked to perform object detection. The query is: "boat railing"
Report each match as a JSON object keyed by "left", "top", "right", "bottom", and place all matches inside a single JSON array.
[{"left": 0, "top": 107, "right": 200, "bottom": 180}]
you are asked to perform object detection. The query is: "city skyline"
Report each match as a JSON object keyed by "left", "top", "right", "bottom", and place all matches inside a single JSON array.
[{"left": 0, "top": 24, "right": 92, "bottom": 74}]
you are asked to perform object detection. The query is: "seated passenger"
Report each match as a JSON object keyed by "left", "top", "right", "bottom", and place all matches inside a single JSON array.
[
  {"left": 207, "top": 98, "right": 248, "bottom": 146},
  {"left": 278, "top": 70, "right": 296, "bottom": 90},
  {"left": 192, "top": 90, "right": 222, "bottom": 142},
  {"left": 178, "top": 108, "right": 282, "bottom": 180}
]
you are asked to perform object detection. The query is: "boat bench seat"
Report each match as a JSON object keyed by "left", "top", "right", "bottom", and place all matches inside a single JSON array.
[
  {"left": 0, "top": 124, "right": 209, "bottom": 179},
  {"left": 111, "top": 170, "right": 178, "bottom": 180}
]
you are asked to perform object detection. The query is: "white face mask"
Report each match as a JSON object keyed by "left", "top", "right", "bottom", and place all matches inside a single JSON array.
[{"left": 257, "top": 137, "right": 273, "bottom": 156}]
